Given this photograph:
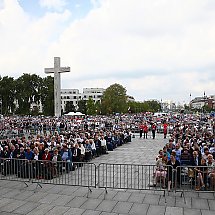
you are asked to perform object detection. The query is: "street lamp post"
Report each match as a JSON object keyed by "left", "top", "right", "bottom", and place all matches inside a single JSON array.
[{"left": 160, "top": 99, "right": 162, "bottom": 112}]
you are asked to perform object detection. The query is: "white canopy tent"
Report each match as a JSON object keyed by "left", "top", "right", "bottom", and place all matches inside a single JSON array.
[{"left": 64, "top": 112, "right": 85, "bottom": 116}]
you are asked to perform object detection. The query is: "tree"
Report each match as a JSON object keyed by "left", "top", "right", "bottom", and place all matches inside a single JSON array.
[
  {"left": 0, "top": 74, "right": 54, "bottom": 116},
  {"left": 95, "top": 100, "right": 102, "bottom": 115},
  {"left": 77, "top": 99, "right": 87, "bottom": 114},
  {"left": 65, "top": 101, "right": 76, "bottom": 113},
  {"left": 101, "top": 83, "right": 127, "bottom": 115},
  {"left": 15, "top": 74, "right": 42, "bottom": 115},
  {"left": 127, "top": 100, "right": 161, "bottom": 113},
  {"left": 202, "top": 104, "right": 213, "bottom": 113},
  {"left": 86, "top": 98, "right": 96, "bottom": 115},
  {"left": 0, "top": 76, "right": 16, "bottom": 114},
  {"left": 40, "top": 76, "right": 54, "bottom": 116},
  {"left": 144, "top": 100, "right": 161, "bottom": 112}
]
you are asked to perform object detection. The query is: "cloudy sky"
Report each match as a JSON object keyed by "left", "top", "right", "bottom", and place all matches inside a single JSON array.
[{"left": 0, "top": 0, "right": 215, "bottom": 104}]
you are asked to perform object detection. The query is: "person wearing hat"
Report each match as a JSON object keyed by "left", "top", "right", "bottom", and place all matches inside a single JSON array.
[{"left": 42, "top": 148, "right": 51, "bottom": 161}]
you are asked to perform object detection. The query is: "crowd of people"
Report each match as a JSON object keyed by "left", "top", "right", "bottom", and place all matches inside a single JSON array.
[
  {"left": 0, "top": 114, "right": 133, "bottom": 179},
  {"left": 153, "top": 114, "right": 215, "bottom": 191},
  {"left": 0, "top": 112, "right": 215, "bottom": 192}
]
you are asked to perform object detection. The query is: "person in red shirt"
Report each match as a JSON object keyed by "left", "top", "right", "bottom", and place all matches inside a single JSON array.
[
  {"left": 42, "top": 148, "right": 52, "bottom": 161},
  {"left": 151, "top": 123, "right": 157, "bottom": 139},
  {"left": 163, "top": 122, "right": 168, "bottom": 139},
  {"left": 143, "top": 123, "right": 148, "bottom": 139}
]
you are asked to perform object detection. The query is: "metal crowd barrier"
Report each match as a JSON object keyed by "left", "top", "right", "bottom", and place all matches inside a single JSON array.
[
  {"left": 176, "top": 165, "right": 215, "bottom": 193},
  {"left": 0, "top": 158, "right": 96, "bottom": 189},
  {"left": 98, "top": 163, "right": 173, "bottom": 193},
  {"left": 0, "top": 159, "right": 214, "bottom": 195},
  {"left": 0, "top": 158, "right": 31, "bottom": 185}
]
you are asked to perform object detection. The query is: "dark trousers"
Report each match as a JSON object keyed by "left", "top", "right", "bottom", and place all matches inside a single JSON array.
[
  {"left": 152, "top": 130, "right": 156, "bottom": 139},
  {"left": 140, "top": 130, "right": 143, "bottom": 138}
]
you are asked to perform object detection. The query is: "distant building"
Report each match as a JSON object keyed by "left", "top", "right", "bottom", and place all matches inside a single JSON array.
[
  {"left": 190, "top": 95, "right": 215, "bottom": 109},
  {"left": 61, "top": 88, "right": 136, "bottom": 112},
  {"left": 61, "top": 88, "right": 104, "bottom": 112},
  {"left": 161, "top": 100, "right": 176, "bottom": 112}
]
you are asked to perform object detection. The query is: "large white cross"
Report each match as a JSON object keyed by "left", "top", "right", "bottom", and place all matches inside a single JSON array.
[{"left": 45, "top": 57, "right": 70, "bottom": 117}]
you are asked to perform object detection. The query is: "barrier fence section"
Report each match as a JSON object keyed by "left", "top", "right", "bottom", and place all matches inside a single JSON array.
[
  {"left": 0, "top": 158, "right": 96, "bottom": 188},
  {"left": 1, "top": 159, "right": 215, "bottom": 195},
  {"left": 176, "top": 165, "right": 215, "bottom": 193},
  {"left": 0, "top": 158, "right": 31, "bottom": 184},
  {"left": 98, "top": 163, "right": 173, "bottom": 191}
]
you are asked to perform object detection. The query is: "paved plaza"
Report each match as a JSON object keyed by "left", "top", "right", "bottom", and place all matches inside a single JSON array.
[{"left": 0, "top": 134, "right": 214, "bottom": 215}]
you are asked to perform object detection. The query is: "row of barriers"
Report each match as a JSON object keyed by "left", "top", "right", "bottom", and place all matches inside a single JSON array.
[{"left": 0, "top": 158, "right": 214, "bottom": 195}]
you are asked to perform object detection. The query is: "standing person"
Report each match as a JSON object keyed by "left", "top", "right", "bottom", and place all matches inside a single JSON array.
[
  {"left": 94, "top": 135, "right": 101, "bottom": 157},
  {"left": 84, "top": 139, "right": 92, "bottom": 161},
  {"left": 167, "top": 151, "right": 181, "bottom": 192},
  {"left": 61, "top": 144, "right": 72, "bottom": 172},
  {"left": 139, "top": 122, "right": 144, "bottom": 138},
  {"left": 72, "top": 144, "right": 81, "bottom": 163},
  {"left": 41, "top": 148, "right": 53, "bottom": 179},
  {"left": 100, "top": 135, "right": 108, "bottom": 154},
  {"left": 151, "top": 123, "right": 157, "bottom": 139},
  {"left": 52, "top": 148, "right": 62, "bottom": 176},
  {"left": 163, "top": 122, "right": 168, "bottom": 139},
  {"left": 143, "top": 123, "right": 148, "bottom": 139},
  {"left": 78, "top": 143, "right": 85, "bottom": 164}
]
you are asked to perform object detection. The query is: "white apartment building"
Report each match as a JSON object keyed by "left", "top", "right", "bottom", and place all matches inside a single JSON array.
[{"left": 61, "top": 88, "right": 105, "bottom": 112}]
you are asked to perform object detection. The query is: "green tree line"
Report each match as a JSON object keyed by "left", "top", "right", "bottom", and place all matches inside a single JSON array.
[
  {"left": 0, "top": 75, "right": 161, "bottom": 116},
  {"left": 0, "top": 74, "right": 54, "bottom": 116},
  {"left": 77, "top": 83, "right": 161, "bottom": 115}
]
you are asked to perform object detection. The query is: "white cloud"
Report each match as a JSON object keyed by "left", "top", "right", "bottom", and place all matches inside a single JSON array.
[
  {"left": 0, "top": 0, "right": 71, "bottom": 76},
  {"left": 75, "top": 4, "right": 80, "bottom": 8},
  {"left": 52, "top": 0, "right": 215, "bottom": 101},
  {"left": 39, "top": 0, "right": 68, "bottom": 11},
  {"left": 0, "top": 0, "right": 215, "bottom": 103},
  {"left": 90, "top": 0, "right": 103, "bottom": 8}
]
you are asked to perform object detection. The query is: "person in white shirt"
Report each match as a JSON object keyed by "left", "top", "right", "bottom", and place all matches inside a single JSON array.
[
  {"left": 79, "top": 143, "right": 85, "bottom": 163},
  {"left": 100, "top": 135, "right": 108, "bottom": 154},
  {"left": 89, "top": 139, "right": 96, "bottom": 157}
]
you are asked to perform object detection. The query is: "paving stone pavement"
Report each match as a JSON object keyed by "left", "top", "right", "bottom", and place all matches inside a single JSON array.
[{"left": 0, "top": 133, "right": 214, "bottom": 215}]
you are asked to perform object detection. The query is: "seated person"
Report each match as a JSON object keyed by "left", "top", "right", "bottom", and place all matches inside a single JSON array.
[
  {"left": 190, "top": 150, "right": 201, "bottom": 166},
  {"left": 180, "top": 146, "right": 191, "bottom": 165},
  {"left": 153, "top": 150, "right": 167, "bottom": 188},
  {"left": 194, "top": 158, "right": 207, "bottom": 191},
  {"left": 207, "top": 154, "right": 215, "bottom": 190}
]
